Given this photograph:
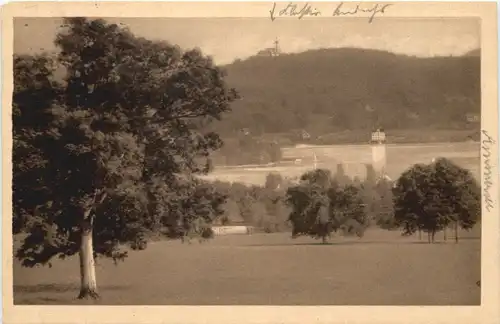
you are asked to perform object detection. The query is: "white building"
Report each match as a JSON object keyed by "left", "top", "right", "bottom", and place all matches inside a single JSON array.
[{"left": 370, "top": 128, "right": 387, "bottom": 175}]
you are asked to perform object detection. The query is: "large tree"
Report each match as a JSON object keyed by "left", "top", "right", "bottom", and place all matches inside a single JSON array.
[
  {"left": 13, "top": 18, "right": 237, "bottom": 299},
  {"left": 286, "top": 169, "right": 368, "bottom": 243},
  {"left": 392, "top": 158, "right": 480, "bottom": 243}
]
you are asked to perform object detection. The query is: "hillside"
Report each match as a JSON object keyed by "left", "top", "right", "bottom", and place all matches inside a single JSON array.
[{"left": 211, "top": 48, "right": 480, "bottom": 142}]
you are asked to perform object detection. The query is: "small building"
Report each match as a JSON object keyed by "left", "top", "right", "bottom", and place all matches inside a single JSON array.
[
  {"left": 466, "top": 113, "right": 480, "bottom": 123},
  {"left": 257, "top": 48, "right": 280, "bottom": 57},
  {"left": 370, "top": 128, "right": 386, "bottom": 144},
  {"left": 256, "top": 38, "right": 281, "bottom": 57},
  {"left": 300, "top": 129, "right": 311, "bottom": 140}
]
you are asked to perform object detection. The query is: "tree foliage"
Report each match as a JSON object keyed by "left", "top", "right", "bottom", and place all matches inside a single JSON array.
[
  {"left": 13, "top": 17, "right": 238, "bottom": 269},
  {"left": 265, "top": 172, "right": 284, "bottom": 191},
  {"left": 208, "top": 174, "right": 292, "bottom": 232},
  {"left": 286, "top": 168, "right": 369, "bottom": 243},
  {"left": 214, "top": 48, "right": 480, "bottom": 139},
  {"left": 373, "top": 179, "right": 397, "bottom": 230},
  {"left": 392, "top": 158, "right": 480, "bottom": 242}
]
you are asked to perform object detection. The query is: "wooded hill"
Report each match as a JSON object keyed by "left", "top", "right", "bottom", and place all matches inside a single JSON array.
[{"left": 211, "top": 47, "right": 480, "bottom": 143}]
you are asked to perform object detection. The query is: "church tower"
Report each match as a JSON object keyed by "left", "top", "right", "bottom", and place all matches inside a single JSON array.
[{"left": 273, "top": 37, "right": 281, "bottom": 56}]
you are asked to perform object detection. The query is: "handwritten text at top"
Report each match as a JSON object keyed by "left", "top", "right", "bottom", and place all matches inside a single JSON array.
[{"left": 269, "top": 2, "right": 393, "bottom": 23}]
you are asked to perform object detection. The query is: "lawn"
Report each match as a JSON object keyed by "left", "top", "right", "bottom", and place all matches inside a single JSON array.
[{"left": 13, "top": 227, "right": 481, "bottom": 305}]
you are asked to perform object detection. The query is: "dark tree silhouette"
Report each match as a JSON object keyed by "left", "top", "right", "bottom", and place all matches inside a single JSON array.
[
  {"left": 13, "top": 18, "right": 237, "bottom": 299},
  {"left": 392, "top": 158, "right": 480, "bottom": 243},
  {"left": 286, "top": 169, "right": 368, "bottom": 243}
]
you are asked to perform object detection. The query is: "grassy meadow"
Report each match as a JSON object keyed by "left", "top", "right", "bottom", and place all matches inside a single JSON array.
[
  {"left": 13, "top": 227, "right": 481, "bottom": 305},
  {"left": 12, "top": 142, "right": 481, "bottom": 306}
]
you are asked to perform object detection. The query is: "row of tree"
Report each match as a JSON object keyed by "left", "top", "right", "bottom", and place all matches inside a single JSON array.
[
  {"left": 283, "top": 159, "right": 480, "bottom": 244},
  {"left": 207, "top": 157, "right": 480, "bottom": 247},
  {"left": 393, "top": 158, "right": 481, "bottom": 243},
  {"left": 211, "top": 164, "right": 389, "bottom": 235}
]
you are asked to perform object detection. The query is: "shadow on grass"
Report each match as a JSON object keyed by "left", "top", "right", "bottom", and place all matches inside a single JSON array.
[
  {"left": 14, "top": 283, "right": 129, "bottom": 294},
  {"left": 14, "top": 295, "right": 107, "bottom": 305},
  {"left": 246, "top": 238, "right": 480, "bottom": 248},
  {"left": 454, "top": 236, "right": 481, "bottom": 240},
  {"left": 14, "top": 284, "right": 131, "bottom": 305}
]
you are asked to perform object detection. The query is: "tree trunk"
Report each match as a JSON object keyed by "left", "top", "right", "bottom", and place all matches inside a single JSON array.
[
  {"left": 431, "top": 230, "right": 436, "bottom": 243},
  {"left": 443, "top": 227, "right": 447, "bottom": 241},
  {"left": 455, "top": 221, "right": 459, "bottom": 243},
  {"left": 427, "top": 232, "right": 431, "bottom": 244},
  {"left": 418, "top": 228, "right": 422, "bottom": 240},
  {"left": 322, "top": 235, "right": 328, "bottom": 244},
  {"left": 77, "top": 216, "right": 99, "bottom": 300}
]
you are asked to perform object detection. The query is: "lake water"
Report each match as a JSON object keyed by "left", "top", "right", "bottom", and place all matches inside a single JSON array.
[{"left": 200, "top": 142, "right": 480, "bottom": 186}]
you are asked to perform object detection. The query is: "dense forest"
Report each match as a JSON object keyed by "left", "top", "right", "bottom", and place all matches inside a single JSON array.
[
  {"left": 25, "top": 41, "right": 481, "bottom": 165},
  {"left": 208, "top": 47, "right": 480, "bottom": 165},
  {"left": 213, "top": 48, "right": 480, "bottom": 139}
]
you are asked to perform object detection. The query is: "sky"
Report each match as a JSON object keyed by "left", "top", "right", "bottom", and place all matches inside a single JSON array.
[{"left": 14, "top": 17, "right": 480, "bottom": 65}]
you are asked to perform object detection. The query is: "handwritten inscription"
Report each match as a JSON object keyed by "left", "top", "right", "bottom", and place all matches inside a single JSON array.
[
  {"left": 481, "top": 130, "right": 496, "bottom": 212},
  {"left": 269, "top": 2, "right": 392, "bottom": 23},
  {"left": 269, "top": 2, "right": 321, "bottom": 21},
  {"left": 332, "top": 2, "right": 392, "bottom": 23}
]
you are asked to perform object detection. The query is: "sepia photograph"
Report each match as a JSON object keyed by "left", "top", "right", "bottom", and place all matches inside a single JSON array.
[{"left": 2, "top": 1, "right": 499, "bottom": 323}]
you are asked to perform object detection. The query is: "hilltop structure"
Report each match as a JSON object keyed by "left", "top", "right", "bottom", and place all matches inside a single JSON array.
[{"left": 257, "top": 38, "right": 281, "bottom": 57}]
